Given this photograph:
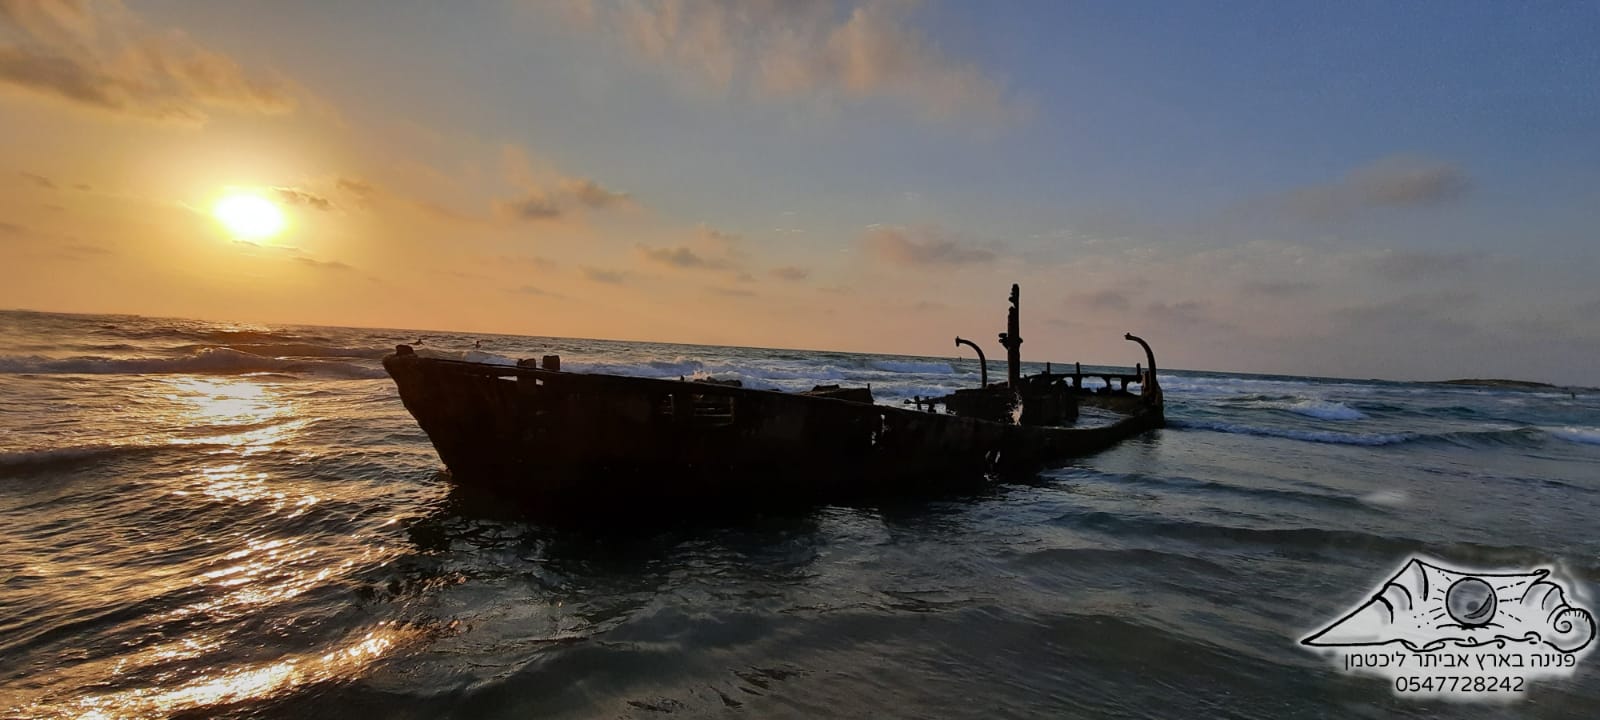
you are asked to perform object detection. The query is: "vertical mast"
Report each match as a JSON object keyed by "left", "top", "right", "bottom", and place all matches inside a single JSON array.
[{"left": 998, "top": 283, "right": 1023, "bottom": 387}]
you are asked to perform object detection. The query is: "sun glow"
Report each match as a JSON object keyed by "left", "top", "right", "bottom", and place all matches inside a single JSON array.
[{"left": 213, "top": 192, "right": 287, "bottom": 240}]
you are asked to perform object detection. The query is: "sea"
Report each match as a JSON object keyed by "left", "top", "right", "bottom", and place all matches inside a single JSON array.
[{"left": 2, "top": 309, "right": 1598, "bottom": 719}]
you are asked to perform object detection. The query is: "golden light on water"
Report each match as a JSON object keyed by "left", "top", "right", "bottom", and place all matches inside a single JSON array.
[
  {"left": 55, "top": 625, "right": 418, "bottom": 720},
  {"left": 212, "top": 191, "right": 287, "bottom": 240},
  {"left": 5, "top": 370, "right": 422, "bottom": 720},
  {"left": 160, "top": 377, "right": 303, "bottom": 449}
]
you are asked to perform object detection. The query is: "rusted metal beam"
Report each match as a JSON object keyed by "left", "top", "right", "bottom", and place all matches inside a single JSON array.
[
  {"left": 954, "top": 336, "right": 989, "bottom": 388},
  {"left": 998, "top": 283, "right": 1023, "bottom": 387}
]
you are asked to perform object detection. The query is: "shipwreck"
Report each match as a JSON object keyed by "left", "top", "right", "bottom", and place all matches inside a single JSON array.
[{"left": 383, "top": 284, "right": 1163, "bottom": 513}]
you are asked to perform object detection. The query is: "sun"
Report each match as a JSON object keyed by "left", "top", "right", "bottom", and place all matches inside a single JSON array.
[{"left": 213, "top": 192, "right": 287, "bottom": 240}]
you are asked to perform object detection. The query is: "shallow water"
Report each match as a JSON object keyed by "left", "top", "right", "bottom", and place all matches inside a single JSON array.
[{"left": 2, "top": 309, "right": 1598, "bottom": 718}]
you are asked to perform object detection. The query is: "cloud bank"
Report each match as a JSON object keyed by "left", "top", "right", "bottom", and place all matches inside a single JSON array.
[
  {"left": 0, "top": 0, "right": 296, "bottom": 125},
  {"left": 562, "top": 0, "right": 1018, "bottom": 122}
]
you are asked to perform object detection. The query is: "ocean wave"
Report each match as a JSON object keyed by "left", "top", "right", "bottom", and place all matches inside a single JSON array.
[
  {"left": 1160, "top": 375, "right": 1327, "bottom": 394},
  {"left": 1171, "top": 419, "right": 1580, "bottom": 449},
  {"left": 563, "top": 357, "right": 705, "bottom": 378},
  {"left": 1360, "top": 490, "right": 1409, "bottom": 508},
  {"left": 685, "top": 370, "right": 786, "bottom": 392},
  {"left": 211, "top": 343, "right": 388, "bottom": 360},
  {"left": 867, "top": 359, "right": 955, "bottom": 374},
  {"left": 1253, "top": 398, "right": 1366, "bottom": 421},
  {"left": 460, "top": 350, "right": 518, "bottom": 367},
  {"left": 0, "top": 349, "right": 386, "bottom": 379},
  {"left": 559, "top": 358, "right": 851, "bottom": 384},
  {"left": 722, "top": 365, "right": 847, "bottom": 382},
  {"left": 0, "top": 442, "right": 223, "bottom": 475},
  {"left": 1171, "top": 419, "right": 1415, "bottom": 446},
  {"left": 1056, "top": 509, "right": 1418, "bottom": 556},
  {"left": 1057, "top": 468, "right": 1375, "bottom": 510},
  {"left": 197, "top": 328, "right": 334, "bottom": 345},
  {"left": 1548, "top": 426, "right": 1600, "bottom": 446}
]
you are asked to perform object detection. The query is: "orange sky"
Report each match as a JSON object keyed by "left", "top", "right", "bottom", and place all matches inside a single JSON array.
[{"left": 2, "top": 1, "right": 1597, "bottom": 384}]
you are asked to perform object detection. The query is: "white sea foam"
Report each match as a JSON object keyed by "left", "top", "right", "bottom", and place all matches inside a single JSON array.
[
  {"left": 867, "top": 359, "right": 955, "bottom": 374},
  {"left": 461, "top": 350, "right": 518, "bottom": 367},
  {"left": 563, "top": 357, "right": 705, "bottom": 378},
  {"left": 1360, "top": 490, "right": 1409, "bottom": 508},
  {"left": 1259, "top": 399, "right": 1367, "bottom": 421},
  {"left": 1548, "top": 426, "right": 1600, "bottom": 446}
]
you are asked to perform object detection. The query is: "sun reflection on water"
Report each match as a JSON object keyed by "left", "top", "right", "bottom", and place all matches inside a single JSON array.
[
  {"left": 52, "top": 624, "right": 419, "bottom": 720},
  {"left": 145, "top": 377, "right": 318, "bottom": 508},
  {"left": 144, "top": 376, "right": 311, "bottom": 449}
]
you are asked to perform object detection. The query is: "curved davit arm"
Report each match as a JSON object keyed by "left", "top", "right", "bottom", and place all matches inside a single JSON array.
[
  {"left": 954, "top": 336, "right": 988, "bottom": 388},
  {"left": 1124, "top": 333, "right": 1160, "bottom": 397}
]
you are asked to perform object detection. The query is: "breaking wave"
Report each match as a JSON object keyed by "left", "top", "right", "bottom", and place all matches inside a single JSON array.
[
  {"left": 1171, "top": 419, "right": 1417, "bottom": 446},
  {"left": 1170, "top": 419, "right": 1590, "bottom": 449},
  {"left": 1241, "top": 397, "right": 1367, "bottom": 421},
  {"left": 460, "top": 350, "right": 518, "bottom": 367},
  {"left": 1549, "top": 426, "right": 1600, "bottom": 446},
  {"left": 1159, "top": 374, "right": 1384, "bottom": 397},
  {"left": 867, "top": 360, "right": 955, "bottom": 374},
  {"left": 0, "top": 349, "right": 386, "bottom": 379},
  {"left": 563, "top": 358, "right": 706, "bottom": 378},
  {"left": 0, "top": 442, "right": 225, "bottom": 475},
  {"left": 195, "top": 343, "right": 388, "bottom": 360},
  {"left": 561, "top": 358, "right": 851, "bottom": 384}
]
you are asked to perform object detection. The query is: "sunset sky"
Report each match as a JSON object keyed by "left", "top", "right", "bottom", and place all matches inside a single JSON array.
[{"left": 2, "top": 1, "right": 1596, "bottom": 383}]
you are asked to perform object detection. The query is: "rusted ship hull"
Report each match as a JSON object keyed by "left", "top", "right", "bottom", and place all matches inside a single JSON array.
[{"left": 383, "top": 351, "right": 1162, "bottom": 511}]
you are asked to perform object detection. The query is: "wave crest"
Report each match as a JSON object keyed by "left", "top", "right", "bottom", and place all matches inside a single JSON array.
[
  {"left": 1171, "top": 419, "right": 1415, "bottom": 446},
  {"left": 1548, "top": 426, "right": 1600, "bottom": 446},
  {"left": 867, "top": 359, "right": 954, "bottom": 374},
  {"left": 1171, "top": 419, "right": 1593, "bottom": 449},
  {"left": 0, "top": 349, "right": 385, "bottom": 379}
]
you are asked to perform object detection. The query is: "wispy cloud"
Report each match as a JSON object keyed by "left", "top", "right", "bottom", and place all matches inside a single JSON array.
[
  {"left": 0, "top": 0, "right": 297, "bottom": 125},
  {"left": 336, "top": 177, "right": 377, "bottom": 205},
  {"left": 636, "top": 244, "right": 735, "bottom": 271},
  {"left": 0, "top": 218, "right": 108, "bottom": 259},
  {"left": 18, "top": 170, "right": 54, "bottom": 189},
  {"left": 769, "top": 265, "right": 810, "bottom": 281},
  {"left": 494, "top": 176, "right": 632, "bottom": 222},
  {"left": 1067, "top": 288, "right": 1134, "bottom": 311},
  {"left": 861, "top": 225, "right": 995, "bottom": 266},
  {"left": 62, "top": 241, "right": 110, "bottom": 257},
  {"left": 490, "top": 144, "right": 635, "bottom": 223},
  {"left": 293, "top": 256, "right": 352, "bottom": 271},
  {"left": 581, "top": 266, "right": 625, "bottom": 284},
  {"left": 492, "top": 254, "right": 559, "bottom": 270},
  {"left": 275, "top": 187, "right": 334, "bottom": 211},
  {"left": 436, "top": 269, "right": 489, "bottom": 281},
  {"left": 511, "top": 285, "right": 566, "bottom": 299},
  {"left": 1143, "top": 299, "right": 1236, "bottom": 333},
  {"left": 1330, "top": 290, "right": 1481, "bottom": 341},
  {"left": 635, "top": 223, "right": 748, "bottom": 278},
  {"left": 1364, "top": 249, "right": 1482, "bottom": 280},
  {"left": 1240, "top": 279, "right": 1316, "bottom": 296},
  {"left": 1279, "top": 156, "right": 1471, "bottom": 221},
  {"left": 559, "top": 177, "right": 630, "bottom": 209},
  {"left": 561, "top": 0, "right": 1019, "bottom": 123},
  {"left": 496, "top": 190, "right": 562, "bottom": 220}
]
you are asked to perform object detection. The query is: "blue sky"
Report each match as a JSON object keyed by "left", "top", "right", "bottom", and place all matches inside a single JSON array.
[{"left": 2, "top": 1, "right": 1597, "bottom": 382}]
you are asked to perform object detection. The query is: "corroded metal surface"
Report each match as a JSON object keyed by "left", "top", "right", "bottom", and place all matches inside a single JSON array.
[
  {"left": 383, "top": 347, "right": 1162, "bottom": 512},
  {"left": 382, "top": 283, "right": 1164, "bottom": 513}
]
